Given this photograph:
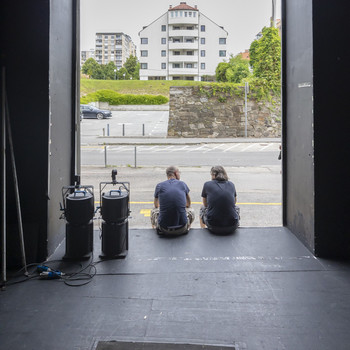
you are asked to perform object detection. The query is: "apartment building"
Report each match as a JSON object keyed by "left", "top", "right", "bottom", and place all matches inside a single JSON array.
[
  {"left": 80, "top": 49, "right": 95, "bottom": 66},
  {"left": 95, "top": 32, "right": 136, "bottom": 69},
  {"left": 138, "top": 2, "right": 228, "bottom": 81}
]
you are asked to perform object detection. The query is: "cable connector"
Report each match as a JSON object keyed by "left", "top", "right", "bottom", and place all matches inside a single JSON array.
[{"left": 39, "top": 271, "right": 65, "bottom": 279}]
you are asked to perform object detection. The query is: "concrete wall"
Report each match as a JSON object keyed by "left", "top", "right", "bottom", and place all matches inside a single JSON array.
[{"left": 168, "top": 86, "right": 281, "bottom": 138}]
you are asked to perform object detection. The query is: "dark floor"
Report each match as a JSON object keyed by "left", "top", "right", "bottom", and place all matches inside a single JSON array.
[{"left": 1, "top": 227, "right": 350, "bottom": 350}]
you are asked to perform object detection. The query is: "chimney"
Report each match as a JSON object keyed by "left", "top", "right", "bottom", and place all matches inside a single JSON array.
[
  {"left": 195, "top": 5, "right": 197, "bottom": 9},
  {"left": 169, "top": 5, "right": 172, "bottom": 9}
]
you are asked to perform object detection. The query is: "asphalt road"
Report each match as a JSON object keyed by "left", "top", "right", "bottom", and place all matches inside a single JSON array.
[
  {"left": 82, "top": 165, "right": 282, "bottom": 229},
  {"left": 81, "top": 143, "right": 281, "bottom": 167},
  {"left": 80, "top": 110, "right": 282, "bottom": 229}
]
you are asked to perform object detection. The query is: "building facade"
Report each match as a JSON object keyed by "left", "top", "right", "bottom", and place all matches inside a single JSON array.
[
  {"left": 80, "top": 49, "right": 95, "bottom": 66},
  {"left": 138, "top": 2, "right": 228, "bottom": 81},
  {"left": 95, "top": 32, "right": 136, "bottom": 69}
]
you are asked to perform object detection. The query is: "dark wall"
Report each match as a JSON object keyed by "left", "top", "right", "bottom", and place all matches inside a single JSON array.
[
  {"left": 1, "top": 0, "right": 50, "bottom": 263},
  {"left": 312, "top": 1, "right": 349, "bottom": 257},
  {"left": 283, "top": 0, "right": 315, "bottom": 252},
  {"left": 47, "top": 0, "right": 79, "bottom": 255},
  {"left": 283, "top": 0, "right": 350, "bottom": 258},
  {"left": 0, "top": 0, "right": 77, "bottom": 265}
]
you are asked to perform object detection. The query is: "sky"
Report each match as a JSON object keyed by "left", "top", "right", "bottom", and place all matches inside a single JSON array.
[{"left": 80, "top": 0, "right": 281, "bottom": 56}]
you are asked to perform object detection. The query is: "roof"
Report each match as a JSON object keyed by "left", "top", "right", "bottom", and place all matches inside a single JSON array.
[{"left": 169, "top": 2, "right": 198, "bottom": 11}]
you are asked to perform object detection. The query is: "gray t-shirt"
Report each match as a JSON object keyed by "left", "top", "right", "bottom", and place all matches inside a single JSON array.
[{"left": 154, "top": 179, "right": 189, "bottom": 228}]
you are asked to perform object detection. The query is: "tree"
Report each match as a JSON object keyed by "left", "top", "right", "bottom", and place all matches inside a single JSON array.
[
  {"left": 124, "top": 55, "right": 140, "bottom": 80},
  {"left": 103, "top": 61, "right": 117, "bottom": 80},
  {"left": 81, "top": 58, "right": 100, "bottom": 77},
  {"left": 225, "top": 55, "right": 250, "bottom": 83},
  {"left": 249, "top": 26, "right": 281, "bottom": 92},
  {"left": 215, "top": 62, "right": 231, "bottom": 82},
  {"left": 215, "top": 56, "right": 250, "bottom": 83}
]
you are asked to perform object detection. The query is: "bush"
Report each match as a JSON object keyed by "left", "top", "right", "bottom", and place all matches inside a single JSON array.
[{"left": 80, "top": 89, "right": 168, "bottom": 105}]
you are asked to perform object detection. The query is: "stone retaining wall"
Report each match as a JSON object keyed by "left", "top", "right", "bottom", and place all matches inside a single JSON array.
[{"left": 168, "top": 86, "right": 281, "bottom": 138}]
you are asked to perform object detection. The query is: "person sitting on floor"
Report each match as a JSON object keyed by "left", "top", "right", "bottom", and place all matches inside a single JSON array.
[
  {"left": 151, "top": 166, "right": 195, "bottom": 235},
  {"left": 199, "top": 165, "right": 240, "bottom": 234}
]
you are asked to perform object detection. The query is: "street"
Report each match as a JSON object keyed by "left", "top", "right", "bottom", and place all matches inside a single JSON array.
[{"left": 80, "top": 110, "right": 282, "bottom": 229}]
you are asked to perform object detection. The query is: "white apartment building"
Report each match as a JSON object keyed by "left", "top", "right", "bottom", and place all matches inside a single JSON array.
[
  {"left": 138, "top": 2, "right": 228, "bottom": 81},
  {"left": 95, "top": 32, "right": 136, "bottom": 69},
  {"left": 80, "top": 49, "right": 95, "bottom": 66}
]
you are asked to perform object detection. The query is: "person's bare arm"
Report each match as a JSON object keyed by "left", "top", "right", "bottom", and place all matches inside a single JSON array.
[
  {"left": 154, "top": 197, "right": 159, "bottom": 208},
  {"left": 202, "top": 197, "right": 208, "bottom": 207},
  {"left": 186, "top": 193, "right": 191, "bottom": 208}
]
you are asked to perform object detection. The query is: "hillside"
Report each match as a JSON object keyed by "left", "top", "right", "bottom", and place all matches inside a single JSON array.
[{"left": 80, "top": 78, "right": 210, "bottom": 98}]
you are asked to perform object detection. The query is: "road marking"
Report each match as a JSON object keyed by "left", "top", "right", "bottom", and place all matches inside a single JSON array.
[
  {"left": 140, "top": 209, "right": 151, "bottom": 217},
  {"left": 123, "top": 201, "right": 282, "bottom": 206},
  {"left": 240, "top": 144, "right": 257, "bottom": 152},
  {"left": 223, "top": 143, "right": 241, "bottom": 152},
  {"left": 203, "top": 144, "right": 225, "bottom": 153}
]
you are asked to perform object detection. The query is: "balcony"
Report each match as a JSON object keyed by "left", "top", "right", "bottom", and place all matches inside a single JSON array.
[
  {"left": 168, "top": 29, "right": 198, "bottom": 38},
  {"left": 168, "top": 55, "right": 198, "bottom": 63},
  {"left": 169, "top": 41, "right": 198, "bottom": 50},
  {"left": 168, "top": 16, "right": 198, "bottom": 25},
  {"left": 169, "top": 67, "right": 198, "bottom": 76}
]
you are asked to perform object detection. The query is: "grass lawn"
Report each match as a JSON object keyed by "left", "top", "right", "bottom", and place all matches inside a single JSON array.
[{"left": 80, "top": 78, "right": 211, "bottom": 98}]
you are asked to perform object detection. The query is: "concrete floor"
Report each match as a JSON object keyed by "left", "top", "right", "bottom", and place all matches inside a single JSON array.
[{"left": 1, "top": 227, "right": 350, "bottom": 350}]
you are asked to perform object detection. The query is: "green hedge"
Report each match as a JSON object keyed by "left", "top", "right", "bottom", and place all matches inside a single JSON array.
[{"left": 80, "top": 89, "right": 169, "bottom": 105}]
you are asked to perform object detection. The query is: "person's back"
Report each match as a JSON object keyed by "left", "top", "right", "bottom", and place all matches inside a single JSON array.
[
  {"left": 151, "top": 166, "right": 195, "bottom": 235},
  {"left": 200, "top": 165, "right": 239, "bottom": 234},
  {"left": 156, "top": 178, "right": 188, "bottom": 228},
  {"left": 202, "top": 179, "right": 238, "bottom": 227}
]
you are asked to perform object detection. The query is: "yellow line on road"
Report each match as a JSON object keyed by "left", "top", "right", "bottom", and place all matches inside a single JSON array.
[{"left": 95, "top": 201, "right": 281, "bottom": 206}]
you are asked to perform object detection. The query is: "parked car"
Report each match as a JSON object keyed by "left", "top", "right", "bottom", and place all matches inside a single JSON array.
[{"left": 80, "top": 105, "right": 112, "bottom": 119}]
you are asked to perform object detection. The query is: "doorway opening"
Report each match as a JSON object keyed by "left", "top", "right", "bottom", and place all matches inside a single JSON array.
[{"left": 79, "top": 0, "right": 282, "bottom": 229}]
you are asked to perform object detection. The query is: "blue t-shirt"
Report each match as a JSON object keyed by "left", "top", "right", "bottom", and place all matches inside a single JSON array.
[
  {"left": 201, "top": 180, "right": 238, "bottom": 227},
  {"left": 154, "top": 179, "right": 189, "bottom": 228}
]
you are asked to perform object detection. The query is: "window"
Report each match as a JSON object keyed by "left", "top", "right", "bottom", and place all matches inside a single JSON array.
[
  {"left": 141, "top": 50, "right": 148, "bottom": 57},
  {"left": 189, "top": 12, "right": 192, "bottom": 17},
  {"left": 187, "top": 26, "right": 193, "bottom": 30},
  {"left": 186, "top": 51, "right": 193, "bottom": 56},
  {"left": 185, "top": 11, "right": 187, "bottom": 17},
  {"left": 219, "top": 38, "right": 226, "bottom": 44},
  {"left": 186, "top": 63, "right": 193, "bottom": 68},
  {"left": 141, "top": 38, "right": 148, "bottom": 44},
  {"left": 173, "top": 26, "right": 180, "bottom": 30},
  {"left": 201, "top": 50, "right": 205, "bottom": 57},
  {"left": 161, "top": 50, "right": 166, "bottom": 57},
  {"left": 161, "top": 63, "right": 166, "bottom": 69},
  {"left": 193, "top": 12, "right": 196, "bottom": 17},
  {"left": 161, "top": 38, "right": 166, "bottom": 44},
  {"left": 201, "top": 63, "right": 205, "bottom": 69},
  {"left": 219, "top": 50, "right": 226, "bottom": 57},
  {"left": 141, "top": 63, "right": 148, "bottom": 69},
  {"left": 174, "top": 51, "right": 181, "bottom": 55},
  {"left": 173, "top": 63, "right": 180, "bottom": 68},
  {"left": 171, "top": 12, "right": 174, "bottom": 17},
  {"left": 201, "top": 25, "right": 205, "bottom": 32},
  {"left": 161, "top": 25, "right": 166, "bottom": 31},
  {"left": 201, "top": 38, "right": 205, "bottom": 44}
]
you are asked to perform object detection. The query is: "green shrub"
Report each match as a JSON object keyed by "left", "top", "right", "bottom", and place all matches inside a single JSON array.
[{"left": 80, "top": 89, "right": 168, "bottom": 105}]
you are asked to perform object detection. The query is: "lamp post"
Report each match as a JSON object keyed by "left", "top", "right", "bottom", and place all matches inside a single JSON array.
[
  {"left": 114, "top": 69, "right": 116, "bottom": 80},
  {"left": 123, "top": 73, "right": 125, "bottom": 80}
]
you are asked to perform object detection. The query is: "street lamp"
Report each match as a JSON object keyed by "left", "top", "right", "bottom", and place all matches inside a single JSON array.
[
  {"left": 123, "top": 73, "right": 125, "bottom": 80},
  {"left": 114, "top": 69, "right": 116, "bottom": 80}
]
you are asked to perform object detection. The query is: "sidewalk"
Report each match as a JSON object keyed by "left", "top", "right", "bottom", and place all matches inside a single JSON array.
[{"left": 93, "top": 136, "right": 281, "bottom": 146}]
